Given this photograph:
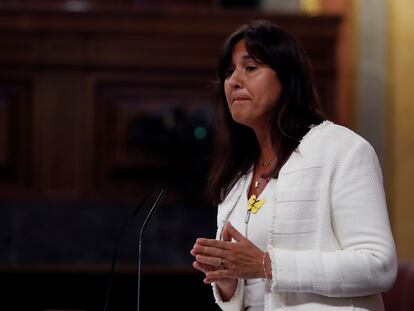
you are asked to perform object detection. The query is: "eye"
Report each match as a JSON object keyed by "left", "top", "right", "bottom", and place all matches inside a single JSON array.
[{"left": 245, "top": 65, "right": 257, "bottom": 72}]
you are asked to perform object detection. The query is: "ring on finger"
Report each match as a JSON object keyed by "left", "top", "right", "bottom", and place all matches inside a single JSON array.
[{"left": 220, "top": 258, "right": 225, "bottom": 270}]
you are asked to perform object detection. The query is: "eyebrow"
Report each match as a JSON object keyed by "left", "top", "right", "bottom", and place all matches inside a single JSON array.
[
  {"left": 241, "top": 54, "right": 253, "bottom": 60},
  {"left": 230, "top": 54, "right": 254, "bottom": 65}
]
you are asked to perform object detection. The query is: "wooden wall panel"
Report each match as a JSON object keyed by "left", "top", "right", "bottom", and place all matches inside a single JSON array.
[
  {"left": 94, "top": 83, "right": 212, "bottom": 199},
  {"left": 0, "top": 5, "right": 340, "bottom": 200},
  {"left": 0, "top": 82, "right": 32, "bottom": 192},
  {"left": 33, "top": 74, "right": 86, "bottom": 197}
]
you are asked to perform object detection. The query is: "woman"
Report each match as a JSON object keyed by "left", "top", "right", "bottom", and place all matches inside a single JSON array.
[{"left": 191, "top": 20, "right": 397, "bottom": 311}]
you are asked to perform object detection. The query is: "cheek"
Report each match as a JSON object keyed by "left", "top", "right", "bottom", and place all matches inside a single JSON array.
[
  {"left": 224, "top": 83, "right": 232, "bottom": 107},
  {"left": 266, "top": 92, "right": 280, "bottom": 107},
  {"left": 261, "top": 81, "right": 282, "bottom": 107}
]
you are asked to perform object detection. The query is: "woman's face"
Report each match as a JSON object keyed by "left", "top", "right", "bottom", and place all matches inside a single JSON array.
[{"left": 224, "top": 40, "right": 282, "bottom": 133}]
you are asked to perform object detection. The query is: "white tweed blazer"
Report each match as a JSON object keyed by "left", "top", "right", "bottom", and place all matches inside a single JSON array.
[{"left": 212, "top": 121, "right": 397, "bottom": 311}]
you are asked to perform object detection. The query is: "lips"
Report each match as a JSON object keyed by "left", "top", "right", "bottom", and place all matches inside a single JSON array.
[{"left": 232, "top": 96, "right": 250, "bottom": 103}]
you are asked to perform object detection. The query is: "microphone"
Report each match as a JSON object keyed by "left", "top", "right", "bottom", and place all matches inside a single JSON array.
[
  {"left": 137, "top": 189, "right": 166, "bottom": 311},
  {"left": 103, "top": 193, "right": 149, "bottom": 311}
]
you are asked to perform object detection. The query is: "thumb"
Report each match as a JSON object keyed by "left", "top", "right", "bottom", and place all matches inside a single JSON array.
[
  {"left": 225, "top": 222, "right": 244, "bottom": 242},
  {"left": 222, "top": 223, "right": 231, "bottom": 241}
]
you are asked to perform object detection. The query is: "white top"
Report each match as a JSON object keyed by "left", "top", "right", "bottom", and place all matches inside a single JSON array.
[
  {"left": 227, "top": 170, "right": 276, "bottom": 310},
  {"left": 212, "top": 121, "right": 397, "bottom": 311}
]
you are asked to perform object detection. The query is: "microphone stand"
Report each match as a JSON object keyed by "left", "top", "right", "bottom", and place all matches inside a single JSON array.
[
  {"left": 137, "top": 189, "right": 166, "bottom": 311},
  {"left": 103, "top": 194, "right": 149, "bottom": 311}
]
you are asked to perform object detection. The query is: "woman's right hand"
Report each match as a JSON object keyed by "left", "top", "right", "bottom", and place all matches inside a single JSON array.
[
  {"left": 192, "top": 260, "right": 237, "bottom": 301},
  {"left": 191, "top": 224, "right": 237, "bottom": 301}
]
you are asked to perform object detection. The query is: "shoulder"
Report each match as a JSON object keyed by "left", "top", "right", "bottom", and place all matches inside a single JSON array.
[
  {"left": 302, "top": 120, "right": 376, "bottom": 156},
  {"left": 280, "top": 121, "right": 378, "bottom": 174},
  {"left": 302, "top": 121, "right": 369, "bottom": 149}
]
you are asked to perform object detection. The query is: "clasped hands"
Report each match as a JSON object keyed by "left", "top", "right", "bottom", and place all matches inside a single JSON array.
[{"left": 191, "top": 222, "right": 266, "bottom": 284}]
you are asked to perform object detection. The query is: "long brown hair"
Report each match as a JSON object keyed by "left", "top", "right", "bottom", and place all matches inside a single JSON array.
[{"left": 208, "top": 20, "right": 325, "bottom": 205}]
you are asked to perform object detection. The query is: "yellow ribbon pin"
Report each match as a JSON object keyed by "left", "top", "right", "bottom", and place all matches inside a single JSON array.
[{"left": 247, "top": 195, "right": 265, "bottom": 214}]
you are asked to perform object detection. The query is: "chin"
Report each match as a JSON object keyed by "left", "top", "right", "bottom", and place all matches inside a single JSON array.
[
  {"left": 230, "top": 107, "right": 254, "bottom": 126},
  {"left": 231, "top": 116, "right": 253, "bottom": 128}
]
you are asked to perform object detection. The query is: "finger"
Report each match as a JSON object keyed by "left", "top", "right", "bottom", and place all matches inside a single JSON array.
[
  {"left": 191, "top": 245, "right": 215, "bottom": 256},
  {"left": 203, "top": 277, "right": 225, "bottom": 284},
  {"left": 203, "top": 278, "right": 217, "bottom": 284},
  {"left": 203, "top": 277, "right": 236, "bottom": 284},
  {"left": 206, "top": 269, "right": 235, "bottom": 279},
  {"left": 203, "top": 277, "right": 227, "bottom": 284},
  {"left": 196, "top": 254, "right": 222, "bottom": 267},
  {"left": 190, "top": 248, "right": 197, "bottom": 257},
  {"left": 193, "top": 261, "right": 214, "bottom": 274},
  {"left": 225, "top": 222, "right": 244, "bottom": 242},
  {"left": 192, "top": 244, "right": 227, "bottom": 258},
  {"left": 222, "top": 223, "right": 231, "bottom": 241},
  {"left": 196, "top": 238, "right": 232, "bottom": 250}
]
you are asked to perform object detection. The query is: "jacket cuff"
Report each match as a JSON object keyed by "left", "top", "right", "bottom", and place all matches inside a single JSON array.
[
  {"left": 212, "top": 278, "right": 244, "bottom": 311},
  {"left": 268, "top": 246, "right": 315, "bottom": 292}
]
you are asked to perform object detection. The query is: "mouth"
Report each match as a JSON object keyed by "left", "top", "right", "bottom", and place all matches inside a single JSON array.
[{"left": 232, "top": 96, "right": 250, "bottom": 103}]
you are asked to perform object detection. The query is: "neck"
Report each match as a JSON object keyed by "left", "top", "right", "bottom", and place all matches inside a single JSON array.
[{"left": 254, "top": 128, "right": 276, "bottom": 165}]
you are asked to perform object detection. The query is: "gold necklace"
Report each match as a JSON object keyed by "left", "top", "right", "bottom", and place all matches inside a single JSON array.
[
  {"left": 254, "top": 157, "right": 274, "bottom": 188},
  {"left": 254, "top": 176, "right": 271, "bottom": 188},
  {"left": 261, "top": 155, "right": 277, "bottom": 167}
]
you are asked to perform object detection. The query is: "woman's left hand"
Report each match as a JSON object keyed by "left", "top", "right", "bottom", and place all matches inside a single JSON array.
[{"left": 191, "top": 222, "right": 265, "bottom": 283}]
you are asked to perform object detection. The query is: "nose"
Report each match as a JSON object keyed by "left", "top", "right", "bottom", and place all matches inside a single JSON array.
[{"left": 228, "top": 69, "right": 242, "bottom": 89}]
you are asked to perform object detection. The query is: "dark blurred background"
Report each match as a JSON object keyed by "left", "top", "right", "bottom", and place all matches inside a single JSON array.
[{"left": 1, "top": 0, "right": 412, "bottom": 310}]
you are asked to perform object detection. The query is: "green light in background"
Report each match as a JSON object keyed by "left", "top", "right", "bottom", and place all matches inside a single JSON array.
[{"left": 194, "top": 126, "right": 207, "bottom": 140}]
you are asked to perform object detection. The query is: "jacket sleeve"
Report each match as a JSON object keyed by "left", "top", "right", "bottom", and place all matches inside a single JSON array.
[
  {"left": 267, "top": 141, "right": 398, "bottom": 297},
  {"left": 212, "top": 279, "right": 244, "bottom": 311}
]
